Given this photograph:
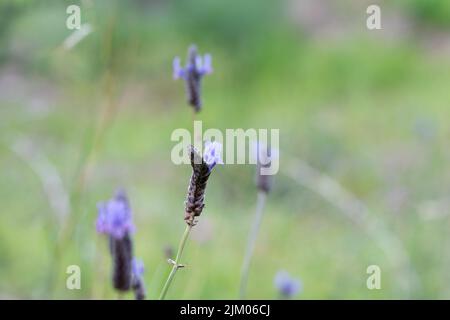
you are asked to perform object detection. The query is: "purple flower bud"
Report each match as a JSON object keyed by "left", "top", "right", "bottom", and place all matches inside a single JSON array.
[
  {"left": 274, "top": 270, "right": 302, "bottom": 298},
  {"left": 96, "top": 189, "right": 135, "bottom": 239}
]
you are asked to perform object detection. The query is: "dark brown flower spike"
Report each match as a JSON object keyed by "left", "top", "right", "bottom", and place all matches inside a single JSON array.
[
  {"left": 184, "top": 146, "right": 211, "bottom": 226},
  {"left": 184, "top": 142, "right": 222, "bottom": 226}
]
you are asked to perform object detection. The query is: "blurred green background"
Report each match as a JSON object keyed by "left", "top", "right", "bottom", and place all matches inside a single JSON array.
[{"left": 1, "top": 0, "right": 450, "bottom": 299}]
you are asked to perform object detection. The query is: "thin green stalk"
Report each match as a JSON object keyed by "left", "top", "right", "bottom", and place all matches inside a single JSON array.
[
  {"left": 159, "top": 224, "right": 192, "bottom": 300},
  {"left": 239, "top": 191, "right": 267, "bottom": 299}
]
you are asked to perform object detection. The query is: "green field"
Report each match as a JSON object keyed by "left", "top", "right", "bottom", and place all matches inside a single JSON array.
[{"left": 1, "top": 0, "right": 450, "bottom": 299}]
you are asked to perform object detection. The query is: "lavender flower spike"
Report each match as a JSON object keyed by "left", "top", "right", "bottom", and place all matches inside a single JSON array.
[
  {"left": 173, "top": 44, "right": 213, "bottom": 112},
  {"left": 184, "top": 142, "right": 222, "bottom": 226},
  {"left": 160, "top": 142, "right": 222, "bottom": 299},
  {"left": 96, "top": 189, "right": 135, "bottom": 292},
  {"left": 274, "top": 270, "right": 302, "bottom": 299}
]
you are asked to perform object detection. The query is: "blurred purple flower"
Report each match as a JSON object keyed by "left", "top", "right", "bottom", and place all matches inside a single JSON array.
[
  {"left": 274, "top": 270, "right": 302, "bottom": 298},
  {"left": 131, "top": 258, "right": 146, "bottom": 300},
  {"left": 173, "top": 45, "right": 213, "bottom": 112},
  {"left": 96, "top": 189, "right": 135, "bottom": 239},
  {"left": 203, "top": 141, "right": 223, "bottom": 171}
]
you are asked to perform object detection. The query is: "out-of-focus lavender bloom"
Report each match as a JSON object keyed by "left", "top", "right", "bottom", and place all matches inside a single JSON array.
[
  {"left": 173, "top": 45, "right": 213, "bottom": 112},
  {"left": 131, "top": 258, "right": 146, "bottom": 300},
  {"left": 274, "top": 270, "right": 302, "bottom": 298},
  {"left": 203, "top": 141, "right": 223, "bottom": 171},
  {"left": 96, "top": 189, "right": 135, "bottom": 239},
  {"left": 97, "top": 189, "right": 136, "bottom": 292}
]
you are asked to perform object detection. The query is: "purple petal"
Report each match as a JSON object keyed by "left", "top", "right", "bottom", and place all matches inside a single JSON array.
[
  {"left": 173, "top": 57, "right": 184, "bottom": 80},
  {"left": 201, "top": 54, "right": 213, "bottom": 75}
]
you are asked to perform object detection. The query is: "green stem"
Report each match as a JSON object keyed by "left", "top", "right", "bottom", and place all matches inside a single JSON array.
[
  {"left": 159, "top": 224, "right": 192, "bottom": 300},
  {"left": 239, "top": 191, "right": 267, "bottom": 299}
]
